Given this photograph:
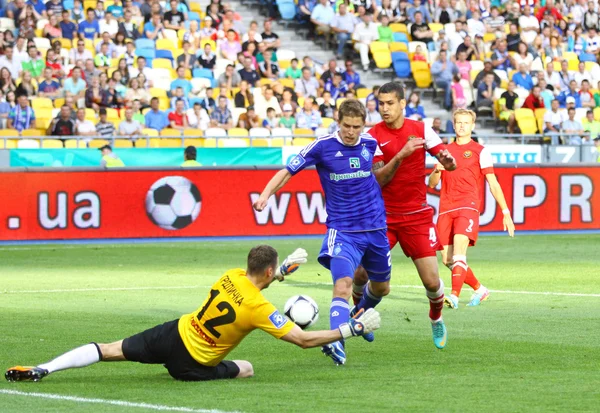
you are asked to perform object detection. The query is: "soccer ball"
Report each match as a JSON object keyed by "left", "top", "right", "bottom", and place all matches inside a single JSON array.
[
  {"left": 284, "top": 295, "right": 319, "bottom": 329},
  {"left": 145, "top": 176, "right": 202, "bottom": 230}
]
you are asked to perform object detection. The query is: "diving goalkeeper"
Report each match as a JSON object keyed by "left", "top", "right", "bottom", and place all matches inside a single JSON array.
[{"left": 5, "top": 245, "right": 380, "bottom": 382}]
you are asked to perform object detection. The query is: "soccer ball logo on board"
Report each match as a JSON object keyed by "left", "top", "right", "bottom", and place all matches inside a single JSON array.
[{"left": 145, "top": 176, "right": 202, "bottom": 230}]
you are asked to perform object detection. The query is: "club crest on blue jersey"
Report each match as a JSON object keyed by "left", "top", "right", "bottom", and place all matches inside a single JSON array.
[
  {"left": 288, "top": 155, "right": 306, "bottom": 172},
  {"left": 349, "top": 158, "right": 360, "bottom": 168},
  {"left": 361, "top": 146, "right": 370, "bottom": 161},
  {"left": 268, "top": 310, "right": 288, "bottom": 329},
  {"left": 333, "top": 244, "right": 342, "bottom": 255}
]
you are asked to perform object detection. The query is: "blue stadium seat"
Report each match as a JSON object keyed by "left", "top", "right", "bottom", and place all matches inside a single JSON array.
[
  {"left": 156, "top": 50, "right": 174, "bottom": 60},
  {"left": 135, "top": 39, "right": 155, "bottom": 50},
  {"left": 137, "top": 49, "right": 156, "bottom": 60},
  {"left": 277, "top": 0, "right": 297, "bottom": 21},
  {"left": 580, "top": 53, "right": 596, "bottom": 62},
  {"left": 188, "top": 11, "right": 201, "bottom": 22},
  {"left": 393, "top": 33, "right": 409, "bottom": 44},
  {"left": 193, "top": 68, "right": 213, "bottom": 79},
  {"left": 392, "top": 52, "right": 411, "bottom": 77},
  {"left": 189, "top": 97, "right": 204, "bottom": 107}
]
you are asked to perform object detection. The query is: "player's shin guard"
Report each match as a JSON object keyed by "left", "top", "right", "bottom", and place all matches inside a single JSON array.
[
  {"left": 464, "top": 266, "right": 481, "bottom": 291},
  {"left": 357, "top": 282, "right": 382, "bottom": 311},
  {"left": 426, "top": 279, "right": 445, "bottom": 322},
  {"left": 37, "top": 343, "right": 102, "bottom": 374},
  {"left": 352, "top": 282, "right": 364, "bottom": 306},
  {"left": 330, "top": 298, "right": 350, "bottom": 331},
  {"left": 451, "top": 255, "right": 468, "bottom": 297}
]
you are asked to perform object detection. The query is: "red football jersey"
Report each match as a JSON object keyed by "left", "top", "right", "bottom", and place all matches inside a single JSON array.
[
  {"left": 371, "top": 119, "right": 445, "bottom": 215},
  {"left": 438, "top": 140, "right": 494, "bottom": 215}
]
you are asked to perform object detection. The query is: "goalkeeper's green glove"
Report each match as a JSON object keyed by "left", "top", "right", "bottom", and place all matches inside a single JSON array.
[
  {"left": 275, "top": 248, "right": 308, "bottom": 281},
  {"left": 338, "top": 308, "right": 381, "bottom": 339}
]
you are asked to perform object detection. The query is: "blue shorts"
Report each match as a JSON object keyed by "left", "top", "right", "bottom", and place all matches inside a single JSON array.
[{"left": 317, "top": 228, "right": 392, "bottom": 283}]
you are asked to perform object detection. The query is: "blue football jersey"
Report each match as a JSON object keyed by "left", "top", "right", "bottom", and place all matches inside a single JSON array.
[{"left": 286, "top": 132, "right": 387, "bottom": 232}]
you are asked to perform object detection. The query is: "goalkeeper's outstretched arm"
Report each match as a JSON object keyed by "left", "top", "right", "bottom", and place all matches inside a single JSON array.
[
  {"left": 253, "top": 169, "right": 292, "bottom": 212},
  {"left": 281, "top": 309, "right": 381, "bottom": 349}
]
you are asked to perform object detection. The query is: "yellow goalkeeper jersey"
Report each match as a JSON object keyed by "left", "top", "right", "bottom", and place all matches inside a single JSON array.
[{"left": 178, "top": 268, "right": 294, "bottom": 366}]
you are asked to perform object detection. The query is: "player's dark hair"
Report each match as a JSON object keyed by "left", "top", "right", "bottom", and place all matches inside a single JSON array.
[
  {"left": 378, "top": 82, "right": 405, "bottom": 101},
  {"left": 247, "top": 245, "right": 278, "bottom": 275},
  {"left": 338, "top": 99, "right": 366, "bottom": 122}
]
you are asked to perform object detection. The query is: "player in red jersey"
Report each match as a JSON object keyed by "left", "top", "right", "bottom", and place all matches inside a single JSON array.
[
  {"left": 352, "top": 82, "right": 457, "bottom": 349},
  {"left": 428, "top": 109, "right": 515, "bottom": 309}
]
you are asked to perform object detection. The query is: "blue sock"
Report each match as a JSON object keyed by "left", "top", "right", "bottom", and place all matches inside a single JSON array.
[
  {"left": 357, "top": 282, "right": 382, "bottom": 312},
  {"left": 330, "top": 297, "right": 350, "bottom": 332}
]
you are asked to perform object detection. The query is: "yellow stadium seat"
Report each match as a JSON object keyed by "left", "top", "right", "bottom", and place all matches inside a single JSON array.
[
  {"left": 336, "top": 98, "right": 347, "bottom": 108},
  {"left": 429, "top": 23, "right": 444, "bottom": 33},
  {"left": 280, "top": 78, "right": 294, "bottom": 89},
  {"left": 159, "top": 98, "right": 170, "bottom": 111},
  {"left": 183, "top": 129, "right": 204, "bottom": 137},
  {"left": 54, "top": 97, "right": 65, "bottom": 108},
  {"left": 389, "top": 42, "right": 408, "bottom": 53},
  {"left": 64, "top": 139, "right": 87, "bottom": 148},
  {"left": 41, "top": 139, "right": 64, "bottom": 148},
  {"left": 159, "top": 138, "right": 183, "bottom": 148},
  {"left": 147, "top": 138, "right": 162, "bottom": 148},
  {"left": 593, "top": 107, "right": 600, "bottom": 122},
  {"left": 106, "top": 108, "right": 120, "bottom": 120},
  {"left": 218, "top": 138, "right": 249, "bottom": 147},
  {"left": 183, "top": 138, "right": 204, "bottom": 147},
  {"left": 21, "top": 129, "right": 46, "bottom": 137},
  {"left": 270, "top": 137, "right": 286, "bottom": 147},
  {"left": 142, "top": 128, "right": 159, "bottom": 137},
  {"left": 259, "top": 78, "right": 273, "bottom": 86},
  {"left": 203, "top": 138, "right": 217, "bottom": 147},
  {"left": 152, "top": 58, "right": 173, "bottom": 70},
  {"left": 200, "top": 38, "right": 216, "bottom": 50},
  {"left": 114, "top": 140, "right": 133, "bottom": 148},
  {"left": 36, "top": 118, "right": 52, "bottom": 129},
  {"left": 552, "top": 61, "right": 561, "bottom": 71},
  {"left": 322, "top": 117, "right": 333, "bottom": 128},
  {"left": 373, "top": 52, "right": 392, "bottom": 69},
  {"left": 228, "top": 128, "right": 249, "bottom": 137},
  {"left": 390, "top": 23, "right": 407, "bottom": 33},
  {"left": 0, "top": 129, "right": 19, "bottom": 137},
  {"left": 413, "top": 70, "right": 432, "bottom": 88},
  {"left": 32, "top": 98, "right": 53, "bottom": 111},
  {"left": 160, "top": 128, "right": 181, "bottom": 137},
  {"left": 293, "top": 128, "right": 314, "bottom": 137},
  {"left": 514, "top": 108, "right": 534, "bottom": 122},
  {"left": 156, "top": 39, "right": 177, "bottom": 51},
  {"left": 0, "top": 139, "right": 17, "bottom": 148},
  {"left": 411, "top": 61, "right": 429, "bottom": 72},
  {"left": 585, "top": 61, "right": 599, "bottom": 73},
  {"left": 369, "top": 41, "right": 389, "bottom": 54},
  {"left": 518, "top": 118, "right": 538, "bottom": 135},
  {"left": 55, "top": 38, "right": 72, "bottom": 49},
  {"left": 483, "top": 33, "right": 496, "bottom": 43},
  {"left": 292, "top": 137, "right": 315, "bottom": 146},
  {"left": 250, "top": 138, "right": 270, "bottom": 147},
  {"left": 279, "top": 60, "right": 291, "bottom": 70},
  {"left": 189, "top": 2, "right": 202, "bottom": 12},
  {"left": 88, "top": 139, "right": 111, "bottom": 148},
  {"left": 134, "top": 139, "right": 148, "bottom": 148}
]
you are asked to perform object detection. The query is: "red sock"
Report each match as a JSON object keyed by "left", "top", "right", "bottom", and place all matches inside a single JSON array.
[
  {"left": 427, "top": 279, "right": 445, "bottom": 321},
  {"left": 451, "top": 255, "right": 468, "bottom": 297},
  {"left": 464, "top": 267, "right": 481, "bottom": 291}
]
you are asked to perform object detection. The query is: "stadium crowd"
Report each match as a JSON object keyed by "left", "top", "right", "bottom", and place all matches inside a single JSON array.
[{"left": 0, "top": 0, "right": 599, "bottom": 147}]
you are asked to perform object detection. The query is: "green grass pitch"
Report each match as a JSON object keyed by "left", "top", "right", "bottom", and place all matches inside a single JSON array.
[{"left": 0, "top": 234, "right": 599, "bottom": 413}]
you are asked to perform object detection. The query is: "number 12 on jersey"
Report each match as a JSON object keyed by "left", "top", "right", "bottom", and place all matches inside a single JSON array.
[{"left": 197, "top": 289, "right": 237, "bottom": 338}]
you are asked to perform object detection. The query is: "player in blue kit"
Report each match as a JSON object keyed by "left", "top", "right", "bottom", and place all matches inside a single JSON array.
[{"left": 253, "top": 100, "right": 391, "bottom": 366}]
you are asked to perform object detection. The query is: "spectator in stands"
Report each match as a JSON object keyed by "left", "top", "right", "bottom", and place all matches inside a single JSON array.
[
  {"left": 187, "top": 102, "right": 210, "bottom": 130},
  {"left": 343, "top": 60, "right": 361, "bottom": 90},
  {"left": 16, "top": 71, "right": 36, "bottom": 97},
  {"left": 259, "top": 50, "right": 279, "bottom": 80},
  {"left": 562, "top": 107, "right": 585, "bottom": 145},
  {"left": 284, "top": 59, "right": 302, "bottom": 80},
  {"left": 198, "top": 44, "right": 217, "bottom": 71},
  {"left": 432, "top": 117, "right": 445, "bottom": 135},
  {"left": 118, "top": 10, "right": 140, "bottom": 40},
  {"left": 234, "top": 80, "right": 253, "bottom": 109},
  {"left": 94, "top": 43, "right": 112, "bottom": 72},
  {"left": 278, "top": 88, "right": 298, "bottom": 113},
  {"left": 434, "top": 0, "right": 457, "bottom": 24},
  {"left": 70, "top": 40, "right": 93, "bottom": 66},
  {"left": 467, "top": 10, "right": 485, "bottom": 38},
  {"left": 47, "top": 105, "right": 74, "bottom": 137},
  {"left": 455, "top": 51, "right": 471, "bottom": 80},
  {"left": 18, "top": 5, "right": 36, "bottom": 40},
  {"left": 71, "top": 0, "right": 84, "bottom": 21},
  {"left": 74, "top": 108, "right": 96, "bottom": 139},
  {"left": 28, "top": 0, "right": 46, "bottom": 18},
  {"left": 405, "top": 92, "right": 426, "bottom": 120},
  {"left": 144, "top": 12, "right": 164, "bottom": 40},
  {"left": 236, "top": 56, "right": 259, "bottom": 87},
  {"left": 79, "top": 8, "right": 100, "bottom": 40},
  {"left": 0, "top": 68, "right": 16, "bottom": 95},
  {"left": 353, "top": 13, "right": 379, "bottom": 71},
  {"left": 103, "top": 78, "right": 123, "bottom": 109},
  {"left": 500, "top": 81, "right": 518, "bottom": 134},
  {"left": 8, "top": 94, "right": 35, "bottom": 132},
  {"left": 94, "top": 1, "right": 106, "bottom": 19},
  {"left": 311, "top": 0, "right": 335, "bottom": 38},
  {"left": 559, "top": 81, "right": 582, "bottom": 108},
  {"left": 451, "top": 74, "right": 466, "bottom": 109},
  {"left": 473, "top": 59, "right": 500, "bottom": 89},
  {"left": 513, "top": 63, "right": 534, "bottom": 91},
  {"left": 517, "top": 5, "right": 539, "bottom": 44},
  {"left": 319, "top": 91, "right": 335, "bottom": 118},
  {"left": 523, "top": 85, "right": 545, "bottom": 111},
  {"left": 22, "top": 45, "right": 44, "bottom": 79},
  {"left": 492, "top": 39, "right": 513, "bottom": 75},
  {"left": 237, "top": 105, "right": 260, "bottom": 130},
  {"left": 85, "top": 78, "right": 103, "bottom": 112},
  {"left": 278, "top": 104, "right": 295, "bottom": 130},
  {"left": 477, "top": 72, "right": 497, "bottom": 110},
  {"left": 325, "top": 72, "right": 349, "bottom": 101},
  {"left": 176, "top": 41, "right": 196, "bottom": 71},
  {"left": 170, "top": 66, "right": 192, "bottom": 97},
  {"left": 410, "top": 11, "right": 433, "bottom": 48},
  {"left": 38, "top": 68, "right": 62, "bottom": 100},
  {"left": 545, "top": 36, "right": 563, "bottom": 61},
  {"left": 100, "top": 12, "right": 118, "bottom": 36},
  {"left": 319, "top": 59, "right": 340, "bottom": 87},
  {"left": 201, "top": 88, "right": 216, "bottom": 113},
  {"left": 580, "top": 80, "right": 595, "bottom": 109},
  {"left": 255, "top": 86, "right": 280, "bottom": 119},
  {"left": 118, "top": 107, "right": 143, "bottom": 137},
  {"left": 210, "top": 96, "right": 233, "bottom": 130},
  {"left": 164, "top": 0, "right": 185, "bottom": 31},
  {"left": 513, "top": 42, "right": 534, "bottom": 72},
  {"left": 262, "top": 107, "right": 279, "bottom": 130},
  {"left": 407, "top": 0, "right": 431, "bottom": 24},
  {"left": 431, "top": 50, "right": 458, "bottom": 110},
  {"left": 331, "top": 3, "right": 355, "bottom": 59},
  {"left": 298, "top": 0, "right": 318, "bottom": 27},
  {"left": 145, "top": 97, "right": 169, "bottom": 132},
  {"left": 219, "top": 29, "right": 242, "bottom": 61},
  {"left": 59, "top": 10, "right": 77, "bottom": 40},
  {"left": 544, "top": 99, "right": 566, "bottom": 145},
  {"left": 485, "top": 7, "right": 505, "bottom": 36},
  {"left": 536, "top": 0, "right": 562, "bottom": 22},
  {"left": 376, "top": 15, "right": 393, "bottom": 43},
  {"left": 0, "top": 46, "right": 21, "bottom": 80},
  {"left": 575, "top": 62, "right": 592, "bottom": 86},
  {"left": 169, "top": 87, "right": 189, "bottom": 111},
  {"left": 167, "top": 99, "right": 189, "bottom": 132},
  {"left": 584, "top": 2, "right": 599, "bottom": 31},
  {"left": 583, "top": 110, "right": 600, "bottom": 141},
  {"left": 217, "top": 64, "right": 241, "bottom": 90},
  {"left": 95, "top": 108, "right": 115, "bottom": 137},
  {"left": 365, "top": 99, "right": 382, "bottom": 127},
  {"left": 296, "top": 97, "right": 322, "bottom": 130}
]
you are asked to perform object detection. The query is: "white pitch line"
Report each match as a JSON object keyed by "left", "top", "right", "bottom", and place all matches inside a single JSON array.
[
  {"left": 1, "top": 284, "right": 599, "bottom": 298},
  {"left": 0, "top": 389, "right": 241, "bottom": 413}
]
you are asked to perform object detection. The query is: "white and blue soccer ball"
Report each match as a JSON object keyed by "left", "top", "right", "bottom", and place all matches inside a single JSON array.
[
  {"left": 284, "top": 295, "right": 319, "bottom": 329},
  {"left": 145, "top": 176, "right": 202, "bottom": 230}
]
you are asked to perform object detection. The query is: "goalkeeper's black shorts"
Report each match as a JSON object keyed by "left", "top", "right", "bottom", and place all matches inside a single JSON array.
[{"left": 122, "top": 318, "right": 240, "bottom": 381}]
